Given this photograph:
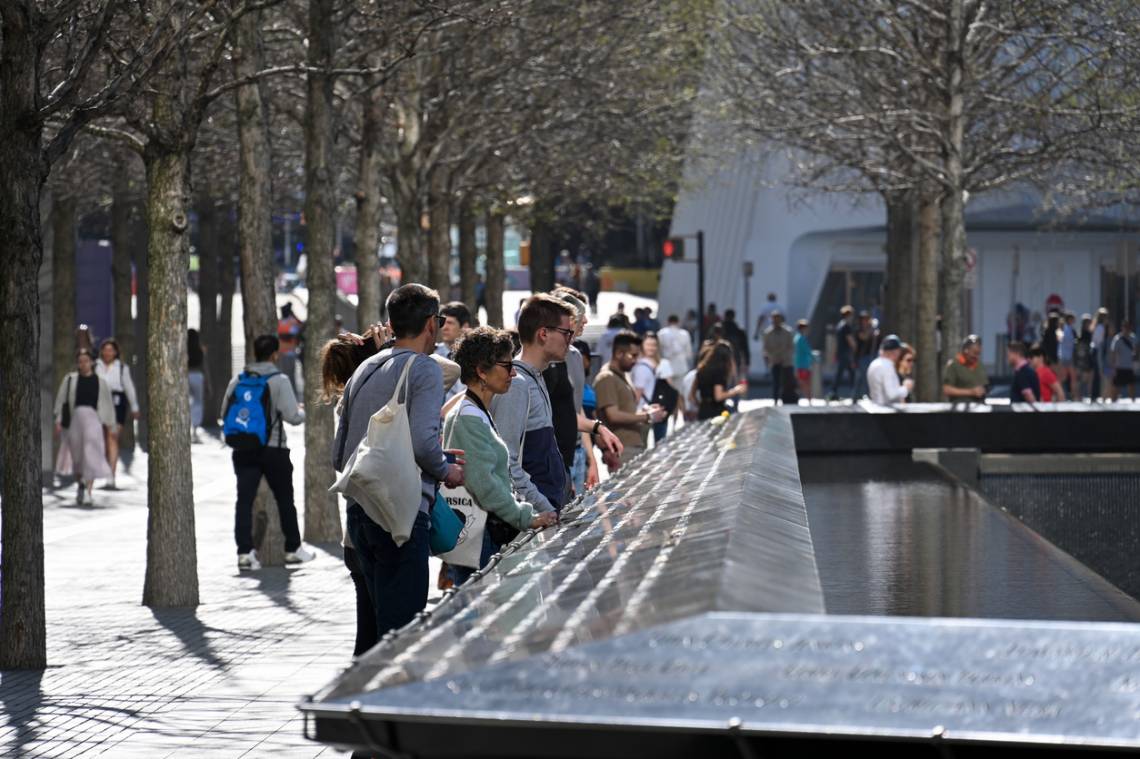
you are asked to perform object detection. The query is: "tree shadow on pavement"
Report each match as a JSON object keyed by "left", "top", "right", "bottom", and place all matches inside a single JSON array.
[
  {"left": 0, "top": 669, "right": 45, "bottom": 756},
  {"left": 150, "top": 609, "right": 228, "bottom": 671}
]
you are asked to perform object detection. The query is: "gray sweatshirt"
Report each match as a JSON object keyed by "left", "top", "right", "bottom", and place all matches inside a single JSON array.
[
  {"left": 219, "top": 361, "right": 304, "bottom": 448},
  {"left": 332, "top": 348, "right": 449, "bottom": 515},
  {"left": 489, "top": 358, "right": 556, "bottom": 514}
]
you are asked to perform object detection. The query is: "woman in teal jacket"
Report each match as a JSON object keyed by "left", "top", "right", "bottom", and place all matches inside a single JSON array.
[{"left": 444, "top": 327, "right": 558, "bottom": 584}]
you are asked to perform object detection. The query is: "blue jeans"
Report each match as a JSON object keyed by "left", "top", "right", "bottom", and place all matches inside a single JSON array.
[
  {"left": 346, "top": 504, "right": 430, "bottom": 637},
  {"left": 447, "top": 528, "right": 500, "bottom": 587},
  {"left": 570, "top": 446, "right": 587, "bottom": 494}
]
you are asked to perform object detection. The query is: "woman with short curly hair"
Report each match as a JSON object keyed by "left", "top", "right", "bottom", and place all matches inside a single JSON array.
[{"left": 443, "top": 327, "right": 557, "bottom": 584}]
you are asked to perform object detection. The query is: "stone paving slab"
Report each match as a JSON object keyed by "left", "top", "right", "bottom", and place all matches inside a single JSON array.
[{"left": 0, "top": 428, "right": 419, "bottom": 758}]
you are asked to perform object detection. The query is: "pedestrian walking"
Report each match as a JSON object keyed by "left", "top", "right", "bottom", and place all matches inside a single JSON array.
[
  {"left": 95, "top": 338, "right": 139, "bottom": 489},
  {"left": 831, "top": 305, "right": 857, "bottom": 399},
  {"left": 221, "top": 335, "right": 312, "bottom": 570},
  {"left": 721, "top": 309, "right": 750, "bottom": 377},
  {"left": 658, "top": 314, "right": 693, "bottom": 380},
  {"left": 1092, "top": 308, "right": 1111, "bottom": 399},
  {"left": 188, "top": 328, "right": 206, "bottom": 442},
  {"left": 1075, "top": 314, "right": 1095, "bottom": 400},
  {"left": 752, "top": 293, "right": 785, "bottom": 341},
  {"left": 55, "top": 349, "right": 115, "bottom": 504},
  {"left": 762, "top": 311, "right": 795, "bottom": 403},
  {"left": 1058, "top": 311, "right": 1078, "bottom": 396},
  {"left": 852, "top": 310, "right": 877, "bottom": 398},
  {"left": 444, "top": 328, "right": 558, "bottom": 586},
  {"left": 793, "top": 319, "right": 813, "bottom": 401},
  {"left": 1108, "top": 321, "right": 1137, "bottom": 401}
]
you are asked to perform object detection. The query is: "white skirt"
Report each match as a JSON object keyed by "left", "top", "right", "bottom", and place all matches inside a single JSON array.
[{"left": 56, "top": 406, "right": 112, "bottom": 482}]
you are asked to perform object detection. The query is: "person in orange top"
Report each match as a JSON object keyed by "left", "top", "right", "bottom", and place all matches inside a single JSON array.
[
  {"left": 942, "top": 334, "right": 989, "bottom": 401},
  {"left": 1029, "top": 343, "right": 1065, "bottom": 402}
]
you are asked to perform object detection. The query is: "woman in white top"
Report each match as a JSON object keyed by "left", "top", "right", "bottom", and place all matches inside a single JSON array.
[
  {"left": 630, "top": 332, "right": 674, "bottom": 444},
  {"left": 96, "top": 339, "right": 139, "bottom": 489},
  {"left": 55, "top": 349, "right": 116, "bottom": 503}
]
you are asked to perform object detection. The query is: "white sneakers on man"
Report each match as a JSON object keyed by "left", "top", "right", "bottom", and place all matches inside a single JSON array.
[
  {"left": 284, "top": 545, "right": 316, "bottom": 565},
  {"left": 237, "top": 550, "right": 262, "bottom": 571}
]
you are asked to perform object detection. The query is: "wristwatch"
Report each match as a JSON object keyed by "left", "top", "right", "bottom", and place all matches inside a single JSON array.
[{"left": 592, "top": 419, "right": 604, "bottom": 437}]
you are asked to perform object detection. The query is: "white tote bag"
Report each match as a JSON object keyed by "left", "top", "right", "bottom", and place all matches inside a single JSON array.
[
  {"left": 330, "top": 356, "right": 421, "bottom": 546},
  {"left": 437, "top": 410, "right": 487, "bottom": 568}
]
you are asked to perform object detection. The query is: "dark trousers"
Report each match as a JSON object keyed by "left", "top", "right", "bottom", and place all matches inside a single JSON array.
[
  {"left": 833, "top": 359, "right": 856, "bottom": 397},
  {"left": 343, "top": 546, "right": 379, "bottom": 657},
  {"left": 771, "top": 363, "right": 787, "bottom": 401},
  {"left": 446, "top": 528, "right": 501, "bottom": 587},
  {"left": 233, "top": 447, "right": 301, "bottom": 554},
  {"left": 346, "top": 504, "right": 430, "bottom": 637}
]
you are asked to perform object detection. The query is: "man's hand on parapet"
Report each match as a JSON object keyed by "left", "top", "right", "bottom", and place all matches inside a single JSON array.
[{"left": 596, "top": 424, "right": 623, "bottom": 457}]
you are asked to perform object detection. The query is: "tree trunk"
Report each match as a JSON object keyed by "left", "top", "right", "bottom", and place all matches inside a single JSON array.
[
  {"left": 134, "top": 207, "right": 151, "bottom": 451},
  {"left": 141, "top": 144, "right": 199, "bottom": 608},
  {"left": 212, "top": 208, "right": 236, "bottom": 426},
  {"left": 51, "top": 192, "right": 77, "bottom": 404},
  {"left": 529, "top": 218, "right": 555, "bottom": 294},
  {"left": 427, "top": 167, "right": 451, "bottom": 298},
  {"left": 354, "top": 84, "right": 384, "bottom": 328},
  {"left": 940, "top": 0, "right": 968, "bottom": 365},
  {"left": 302, "top": 0, "right": 340, "bottom": 544},
  {"left": 914, "top": 194, "right": 941, "bottom": 403},
  {"left": 391, "top": 166, "right": 426, "bottom": 284},
  {"left": 484, "top": 208, "right": 505, "bottom": 327},
  {"left": 110, "top": 156, "right": 139, "bottom": 448},
  {"left": 196, "top": 192, "right": 220, "bottom": 424},
  {"left": 883, "top": 190, "right": 915, "bottom": 342},
  {"left": 458, "top": 196, "right": 478, "bottom": 312},
  {"left": 0, "top": 20, "right": 49, "bottom": 663},
  {"left": 234, "top": 10, "right": 277, "bottom": 358}
]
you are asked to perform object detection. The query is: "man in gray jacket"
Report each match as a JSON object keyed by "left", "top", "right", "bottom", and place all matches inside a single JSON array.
[
  {"left": 333, "top": 283, "right": 465, "bottom": 636},
  {"left": 221, "top": 334, "right": 310, "bottom": 570}
]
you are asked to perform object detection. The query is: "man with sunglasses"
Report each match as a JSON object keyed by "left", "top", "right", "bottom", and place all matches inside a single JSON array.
[
  {"left": 333, "top": 284, "right": 464, "bottom": 637},
  {"left": 491, "top": 294, "right": 622, "bottom": 514}
]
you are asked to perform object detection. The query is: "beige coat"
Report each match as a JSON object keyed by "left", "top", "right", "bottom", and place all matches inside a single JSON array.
[{"left": 54, "top": 372, "right": 116, "bottom": 428}]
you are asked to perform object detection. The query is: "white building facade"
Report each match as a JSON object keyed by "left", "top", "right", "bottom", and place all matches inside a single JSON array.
[{"left": 658, "top": 153, "right": 1140, "bottom": 375}]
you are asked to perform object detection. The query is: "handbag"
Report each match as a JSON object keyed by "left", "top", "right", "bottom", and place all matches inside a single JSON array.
[
  {"left": 61, "top": 376, "right": 72, "bottom": 429},
  {"left": 429, "top": 490, "right": 463, "bottom": 555},
  {"left": 436, "top": 409, "right": 488, "bottom": 568},
  {"left": 329, "top": 355, "right": 422, "bottom": 546}
]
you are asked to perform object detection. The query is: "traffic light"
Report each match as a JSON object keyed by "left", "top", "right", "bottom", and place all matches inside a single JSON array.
[{"left": 663, "top": 237, "right": 685, "bottom": 260}]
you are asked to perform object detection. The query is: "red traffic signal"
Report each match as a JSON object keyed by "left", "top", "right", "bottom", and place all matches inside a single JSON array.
[{"left": 663, "top": 237, "right": 685, "bottom": 260}]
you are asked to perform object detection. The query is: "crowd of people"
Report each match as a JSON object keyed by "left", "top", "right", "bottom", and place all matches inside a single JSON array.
[{"left": 823, "top": 302, "right": 1139, "bottom": 406}]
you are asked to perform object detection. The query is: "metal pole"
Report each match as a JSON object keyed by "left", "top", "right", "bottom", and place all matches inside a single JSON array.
[
  {"left": 743, "top": 262, "right": 751, "bottom": 339},
  {"left": 697, "top": 229, "right": 706, "bottom": 346}
]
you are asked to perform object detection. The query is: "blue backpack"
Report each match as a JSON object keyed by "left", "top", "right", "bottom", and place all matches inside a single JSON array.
[{"left": 223, "top": 371, "right": 281, "bottom": 449}]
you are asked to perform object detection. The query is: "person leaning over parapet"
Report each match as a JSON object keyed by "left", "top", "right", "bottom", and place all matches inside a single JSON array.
[
  {"left": 942, "top": 334, "right": 988, "bottom": 402},
  {"left": 444, "top": 327, "right": 559, "bottom": 586},
  {"left": 332, "top": 284, "right": 465, "bottom": 637},
  {"left": 491, "top": 295, "right": 621, "bottom": 514}
]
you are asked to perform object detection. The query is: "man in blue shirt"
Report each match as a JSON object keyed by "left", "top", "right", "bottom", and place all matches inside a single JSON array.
[{"left": 1007, "top": 341, "right": 1041, "bottom": 403}]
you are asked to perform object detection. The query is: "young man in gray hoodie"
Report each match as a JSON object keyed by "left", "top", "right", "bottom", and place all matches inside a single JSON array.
[
  {"left": 491, "top": 294, "right": 622, "bottom": 514},
  {"left": 333, "top": 283, "right": 465, "bottom": 636},
  {"left": 221, "top": 334, "right": 309, "bottom": 570}
]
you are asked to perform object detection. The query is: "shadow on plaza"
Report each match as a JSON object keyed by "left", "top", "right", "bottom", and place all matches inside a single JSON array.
[
  {"left": 150, "top": 609, "right": 230, "bottom": 671},
  {"left": 0, "top": 669, "right": 142, "bottom": 754}
]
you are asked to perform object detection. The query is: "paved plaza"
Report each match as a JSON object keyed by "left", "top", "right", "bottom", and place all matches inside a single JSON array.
[{"left": 0, "top": 431, "right": 392, "bottom": 758}]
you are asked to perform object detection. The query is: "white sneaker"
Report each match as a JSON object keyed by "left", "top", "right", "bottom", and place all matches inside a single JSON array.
[
  {"left": 284, "top": 545, "right": 315, "bottom": 564},
  {"left": 237, "top": 550, "right": 261, "bottom": 570}
]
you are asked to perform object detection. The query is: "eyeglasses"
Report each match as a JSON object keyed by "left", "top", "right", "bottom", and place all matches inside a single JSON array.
[
  {"left": 545, "top": 325, "right": 575, "bottom": 340},
  {"left": 493, "top": 360, "right": 514, "bottom": 370},
  {"left": 435, "top": 314, "right": 447, "bottom": 328}
]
